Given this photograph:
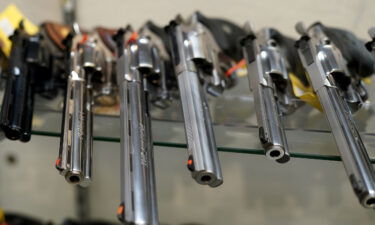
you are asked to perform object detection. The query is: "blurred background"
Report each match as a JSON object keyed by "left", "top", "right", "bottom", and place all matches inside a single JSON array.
[
  {"left": 0, "top": 0, "right": 374, "bottom": 39},
  {"left": 0, "top": 0, "right": 375, "bottom": 225}
]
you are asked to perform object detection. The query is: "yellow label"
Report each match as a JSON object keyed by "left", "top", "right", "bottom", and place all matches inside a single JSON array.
[
  {"left": 289, "top": 72, "right": 323, "bottom": 111},
  {"left": 362, "top": 77, "right": 372, "bottom": 85},
  {"left": 0, "top": 4, "right": 39, "bottom": 57},
  {"left": 236, "top": 67, "right": 248, "bottom": 78},
  {"left": 0, "top": 208, "right": 4, "bottom": 223}
]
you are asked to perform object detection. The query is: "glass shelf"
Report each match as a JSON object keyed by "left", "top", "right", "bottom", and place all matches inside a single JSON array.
[{"left": 12, "top": 74, "right": 374, "bottom": 163}]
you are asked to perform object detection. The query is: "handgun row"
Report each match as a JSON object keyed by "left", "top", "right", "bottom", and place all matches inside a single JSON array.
[{"left": 1, "top": 12, "right": 375, "bottom": 224}]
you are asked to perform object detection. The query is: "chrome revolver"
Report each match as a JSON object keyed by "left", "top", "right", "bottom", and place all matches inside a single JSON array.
[
  {"left": 295, "top": 22, "right": 375, "bottom": 208},
  {"left": 241, "top": 25, "right": 305, "bottom": 163},
  {"left": 114, "top": 28, "right": 159, "bottom": 225},
  {"left": 56, "top": 27, "right": 115, "bottom": 187},
  {"left": 166, "top": 12, "right": 243, "bottom": 187}
]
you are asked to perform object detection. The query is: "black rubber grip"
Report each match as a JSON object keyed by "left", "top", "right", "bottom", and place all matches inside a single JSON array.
[
  {"left": 145, "top": 20, "right": 172, "bottom": 55},
  {"left": 322, "top": 25, "right": 375, "bottom": 78},
  {"left": 195, "top": 11, "right": 246, "bottom": 61}
]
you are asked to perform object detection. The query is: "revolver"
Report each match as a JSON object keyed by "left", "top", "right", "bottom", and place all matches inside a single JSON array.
[
  {"left": 295, "top": 22, "right": 375, "bottom": 208},
  {"left": 0, "top": 24, "right": 36, "bottom": 142},
  {"left": 56, "top": 26, "right": 116, "bottom": 187},
  {"left": 166, "top": 12, "right": 244, "bottom": 187},
  {"left": 241, "top": 25, "right": 304, "bottom": 163},
  {"left": 114, "top": 28, "right": 160, "bottom": 225},
  {"left": 0, "top": 21, "right": 69, "bottom": 142}
]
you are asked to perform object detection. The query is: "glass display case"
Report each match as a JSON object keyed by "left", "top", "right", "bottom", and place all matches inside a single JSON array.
[
  {"left": 1, "top": 75, "right": 375, "bottom": 225},
  {"left": 28, "top": 74, "right": 375, "bottom": 161}
]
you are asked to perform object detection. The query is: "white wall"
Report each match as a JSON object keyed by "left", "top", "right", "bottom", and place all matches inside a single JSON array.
[{"left": 0, "top": 0, "right": 374, "bottom": 39}]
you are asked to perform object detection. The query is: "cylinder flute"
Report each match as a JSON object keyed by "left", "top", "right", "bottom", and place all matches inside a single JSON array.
[
  {"left": 296, "top": 23, "right": 375, "bottom": 208},
  {"left": 115, "top": 32, "right": 159, "bottom": 225}
]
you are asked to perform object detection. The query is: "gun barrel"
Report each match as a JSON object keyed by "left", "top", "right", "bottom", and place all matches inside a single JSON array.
[
  {"left": 296, "top": 25, "right": 375, "bottom": 208},
  {"left": 0, "top": 32, "right": 35, "bottom": 142},
  {"left": 178, "top": 70, "right": 223, "bottom": 186},
  {"left": 57, "top": 48, "right": 93, "bottom": 187},
  {"left": 117, "top": 43, "right": 158, "bottom": 224},
  {"left": 81, "top": 77, "right": 93, "bottom": 187},
  {"left": 242, "top": 34, "right": 290, "bottom": 163},
  {"left": 319, "top": 85, "right": 375, "bottom": 208},
  {"left": 167, "top": 23, "right": 223, "bottom": 187},
  {"left": 254, "top": 84, "right": 290, "bottom": 162},
  {"left": 65, "top": 73, "right": 86, "bottom": 184}
]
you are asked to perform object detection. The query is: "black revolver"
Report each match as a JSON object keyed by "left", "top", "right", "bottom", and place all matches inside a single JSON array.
[{"left": 0, "top": 22, "right": 68, "bottom": 142}]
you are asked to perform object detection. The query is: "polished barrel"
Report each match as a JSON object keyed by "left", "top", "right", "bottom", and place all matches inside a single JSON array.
[
  {"left": 65, "top": 68, "right": 87, "bottom": 184},
  {"left": 56, "top": 38, "right": 94, "bottom": 187},
  {"left": 116, "top": 36, "right": 159, "bottom": 225},
  {"left": 81, "top": 72, "right": 93, "bottom": 187},
  {"left": 167, "top": 22, "right": 223, "bottom": 187},
  {"left": 241, "top": 27, "right": 290, "bottom": 163},
  {"left": 296, "top": 24, "right": 375, "bottom": 208}
]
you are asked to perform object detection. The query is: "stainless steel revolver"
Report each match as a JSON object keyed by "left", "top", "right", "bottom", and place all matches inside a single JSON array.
[
  {"left": 241, "top": 24, "right": 304, "bottom": 163},
  {"left": 114, "top": 28, "right": 159, "bottom": 225},
  {"left": 56, "top": 27, "right": 116, "bottom": 187},
  {"left": 295, "top": 22, "right": 375, "bottom": 208},
  {"left": 166, "top": 12, "right": 243, "bottom": 187}
]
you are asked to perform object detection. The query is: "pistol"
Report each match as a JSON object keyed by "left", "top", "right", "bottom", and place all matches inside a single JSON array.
[
  {"left": 166, "top": 12, "right": 243, "bottom": 187},
  {"left": 114, "top": 28, "right": 159, "bottom": 225},
  {"left": 0, "top": 21, "right": 69, "bottom": 142},
  {"left": 0, "top": 23, "right": 41, "bottom": 142},
  {"left": 56, "top": 32, "right": 92, "bottom": 187},
  {"left": 295, "top": 22, "right": 375, "bottom": 208},
  {"left": 56, "top": 26, "right": 115, "bottom": 187},
  {"left": 241, "top": 25, "right": 304, "bottom": 163}
]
